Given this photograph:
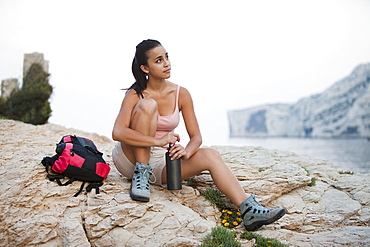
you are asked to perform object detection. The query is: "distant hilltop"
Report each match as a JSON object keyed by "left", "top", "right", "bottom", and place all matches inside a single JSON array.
[{"left": 228, "top": 63, "right": 370, "bottom": 138}]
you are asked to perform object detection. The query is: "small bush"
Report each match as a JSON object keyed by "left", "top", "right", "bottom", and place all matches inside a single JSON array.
[
  {"left": 3, "top": 63, "right": 52, "bottom": 124},
  {"left": 204, "top": 188, "right": 242, "bottom": 228},
  {"left": 308, "top": 177, "right": 316, "bottom": 187},
  {"left": 203, "top": 188, "right": 227, "bottom": 210},
  {"left": 240, "top": 231, "right": 288, "bottom": 247},
  {"left": 221, "top": 209, "right": 242, "bottom": 229},
  {"left": 200, "top": 226, "right": 241, "bottom": 247},
  {"left": 185, "top": 177, "right": 198, "bottom": 187}
]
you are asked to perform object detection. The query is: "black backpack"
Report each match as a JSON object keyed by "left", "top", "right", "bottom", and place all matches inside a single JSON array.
[{"left": 42, "top": 135, "right": 110, "bottom": 197}]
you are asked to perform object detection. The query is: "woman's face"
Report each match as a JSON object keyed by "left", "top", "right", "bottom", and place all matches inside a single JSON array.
[{"left": 141, "top": 45, "right": 171, "bottom": 80}]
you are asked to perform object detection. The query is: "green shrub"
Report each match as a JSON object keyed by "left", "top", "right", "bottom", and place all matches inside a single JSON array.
[
  {"left": 4, "top": 63, "right": 52, "bottom": 124},
  {"left": 200, "top": 226, "right": 241, "bottom": 247},
  {"left": 221, "top": 209, "right": 242, "bottom": 229},
  {"left": 185, "top": 177, "right": 198, "bottom": 187},
  {"left": 203, "top": 188, "right": 242, "bottom": 228},
  {"left": 240, "top": 231, "right": 288, "bottom": 247},
  {"left": 203, "top": 188, "right": 227, "bottom": 210},
  {"left": 308, "top": 177, "right": 316, "bottom": 187}
]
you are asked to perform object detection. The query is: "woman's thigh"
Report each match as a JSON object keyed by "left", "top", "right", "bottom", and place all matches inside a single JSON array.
[{"left": 177, "top": 148, "right": 223, "bottom": 180}]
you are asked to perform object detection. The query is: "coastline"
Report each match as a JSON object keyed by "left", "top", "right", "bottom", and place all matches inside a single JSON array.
[
  {"left": 1, "top": 119, "right": 369, "bottom": 246},
  {"left": 224, "top": 136, "right": 370, "bottom": 174}
]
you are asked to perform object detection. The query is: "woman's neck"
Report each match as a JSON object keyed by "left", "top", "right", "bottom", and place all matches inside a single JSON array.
[{"left": 146, "top": 78, "right": 168, "bottom": 92}]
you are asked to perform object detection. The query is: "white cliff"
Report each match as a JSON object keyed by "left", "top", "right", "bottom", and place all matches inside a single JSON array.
[{"left": 228, "top": 63, "right": 370, "bottom": 138}]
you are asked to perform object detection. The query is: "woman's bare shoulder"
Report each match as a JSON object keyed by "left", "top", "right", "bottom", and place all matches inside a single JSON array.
[
  {"left": 125, "top": 88, "right": 138, "bottom": 96},
  {"left": 179, "top": 86, "right": 191, "bottom": 97},
  {"left": 178, "top": 86, "right": 194, "bottom": 110},
  {"left": 125, "top": 89, "right": 142, "bottom": 99},
  {"left": 122, "top": 89, "right": 141, "bottom": 105}
]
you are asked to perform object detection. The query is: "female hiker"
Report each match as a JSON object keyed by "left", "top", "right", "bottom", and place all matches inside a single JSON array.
[{"left": 112, "top": 39, "right": 285, "bottom": 231}]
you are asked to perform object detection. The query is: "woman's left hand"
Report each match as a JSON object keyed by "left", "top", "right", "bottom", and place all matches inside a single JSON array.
[{"left": 169, "top": 144, "right": 189, "bottom": 160}]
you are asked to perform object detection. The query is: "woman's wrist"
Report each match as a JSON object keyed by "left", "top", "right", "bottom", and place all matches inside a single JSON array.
[{"left": 152, "top": 137, "right": 161, "bottom": 147}]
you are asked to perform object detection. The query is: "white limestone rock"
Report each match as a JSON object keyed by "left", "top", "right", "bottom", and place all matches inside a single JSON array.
[{"left": 1, "top": 119, "right": 369, "bottom": 246}]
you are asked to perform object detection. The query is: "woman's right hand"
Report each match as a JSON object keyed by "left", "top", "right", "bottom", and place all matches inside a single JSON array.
[{"left": 157, "top": 132, "right": 180, "bottom": 147}]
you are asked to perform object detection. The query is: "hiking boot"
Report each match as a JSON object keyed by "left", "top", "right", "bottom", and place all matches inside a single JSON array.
[
  {"left": 130, "top": 162, "right": 154, "bottom": 202},
  {"left": 240, "top": 194, "right": 285, "bottom": 231}
]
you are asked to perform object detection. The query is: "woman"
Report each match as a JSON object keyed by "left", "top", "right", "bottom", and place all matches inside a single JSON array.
[{"left": 112, "top": 39, "right": 285, "bottom": 231}]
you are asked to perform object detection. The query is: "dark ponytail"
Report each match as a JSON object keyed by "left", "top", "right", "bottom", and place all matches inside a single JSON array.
[{"left": 127, "top": 39, "right": 162, "bottom": 97}]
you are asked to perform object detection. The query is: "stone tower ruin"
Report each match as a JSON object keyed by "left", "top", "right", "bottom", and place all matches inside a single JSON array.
[
  {"left": 23, "top": 52, "right": 49, "bottom": 77},
  {"left": 1, "top": 52, "right": 48, "bottom": 99},
  {"left": 1, "top": 78, "right": 19, "bottom": 99}
]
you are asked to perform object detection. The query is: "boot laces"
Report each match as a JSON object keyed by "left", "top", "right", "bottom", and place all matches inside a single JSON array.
[
  {"left": 250, "top": 196, "right": 270, "bottom": 214},
  {"left": 242, "top": 195, "right": 271, "bottom": 218},
  {"left": 134, "top": 166, "right": 156, "bottom": 189}
]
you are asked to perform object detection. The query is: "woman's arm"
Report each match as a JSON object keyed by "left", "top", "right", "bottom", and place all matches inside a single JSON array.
[
  {"left": 112, "top": 90, "right": 156, "bottom": 146},
  {"left": 178, "top": 87, "right": 202, "bottom": 159}
]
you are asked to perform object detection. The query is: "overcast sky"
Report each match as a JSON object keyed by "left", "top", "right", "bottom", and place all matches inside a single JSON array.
[{"left": 1, "top": 0, "right": 369, "bottom": 143}]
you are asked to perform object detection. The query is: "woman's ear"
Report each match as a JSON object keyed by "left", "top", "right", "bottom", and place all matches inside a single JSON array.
[{"left": 140, "top": 65, "right": 149, "bottom": 74}]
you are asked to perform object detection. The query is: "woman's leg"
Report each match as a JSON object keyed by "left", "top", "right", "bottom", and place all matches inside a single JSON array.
[
  {"left": 121, "top": 98, "right": 158, "bottom": 164},
  {"left": 165, "top": 147, "right": 286, "bottom": 231},
  {"left": 122, "top": 99, "right": 158, "bottom": 202},
  {"left": 163, "top": 148, "right": 249, "bottom": 207}
]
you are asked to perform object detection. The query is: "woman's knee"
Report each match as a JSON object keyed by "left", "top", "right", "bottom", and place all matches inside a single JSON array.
[
  {"left": 134, "top": 99, "right": 158, "bottom": 116},
  {"left": 201, "top": 148, "right": 221, "bottom": 158},
  {"left": 196, "top": 148, "right": 223, "bottom": 166},
  {"left": 181, "top": 148, "right": 224, "bottom": 177}
]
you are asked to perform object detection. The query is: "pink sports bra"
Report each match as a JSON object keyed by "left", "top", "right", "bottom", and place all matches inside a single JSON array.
[
  {"left": 155, "top": 85, "right": 180, "bottom": 138},
  {"left": 152, "top": 85, "right": 181, "bottom": 139}
]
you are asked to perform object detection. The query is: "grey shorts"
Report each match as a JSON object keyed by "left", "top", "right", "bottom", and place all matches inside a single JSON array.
[{"left": 112, "top": 142, "right": 166, "bottom": 186}]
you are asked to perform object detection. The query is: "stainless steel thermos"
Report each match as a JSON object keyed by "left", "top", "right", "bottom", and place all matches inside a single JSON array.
[{"left": 165, "top": 146, "right": 182, "bottom": 190}]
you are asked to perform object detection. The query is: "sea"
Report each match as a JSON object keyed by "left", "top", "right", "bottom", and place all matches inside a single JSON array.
[{"left": 221, "top": 137, "right": 370, "bottom": 174}]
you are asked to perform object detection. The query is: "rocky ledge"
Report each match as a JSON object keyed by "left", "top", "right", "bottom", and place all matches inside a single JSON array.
[{"left": 0, "top": 119, "right": 369, "bottom": 246}]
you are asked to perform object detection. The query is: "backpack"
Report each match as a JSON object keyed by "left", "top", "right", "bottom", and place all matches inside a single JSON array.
[{"left": 41, "top": 135, "right": 110, "bottom": 197}]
